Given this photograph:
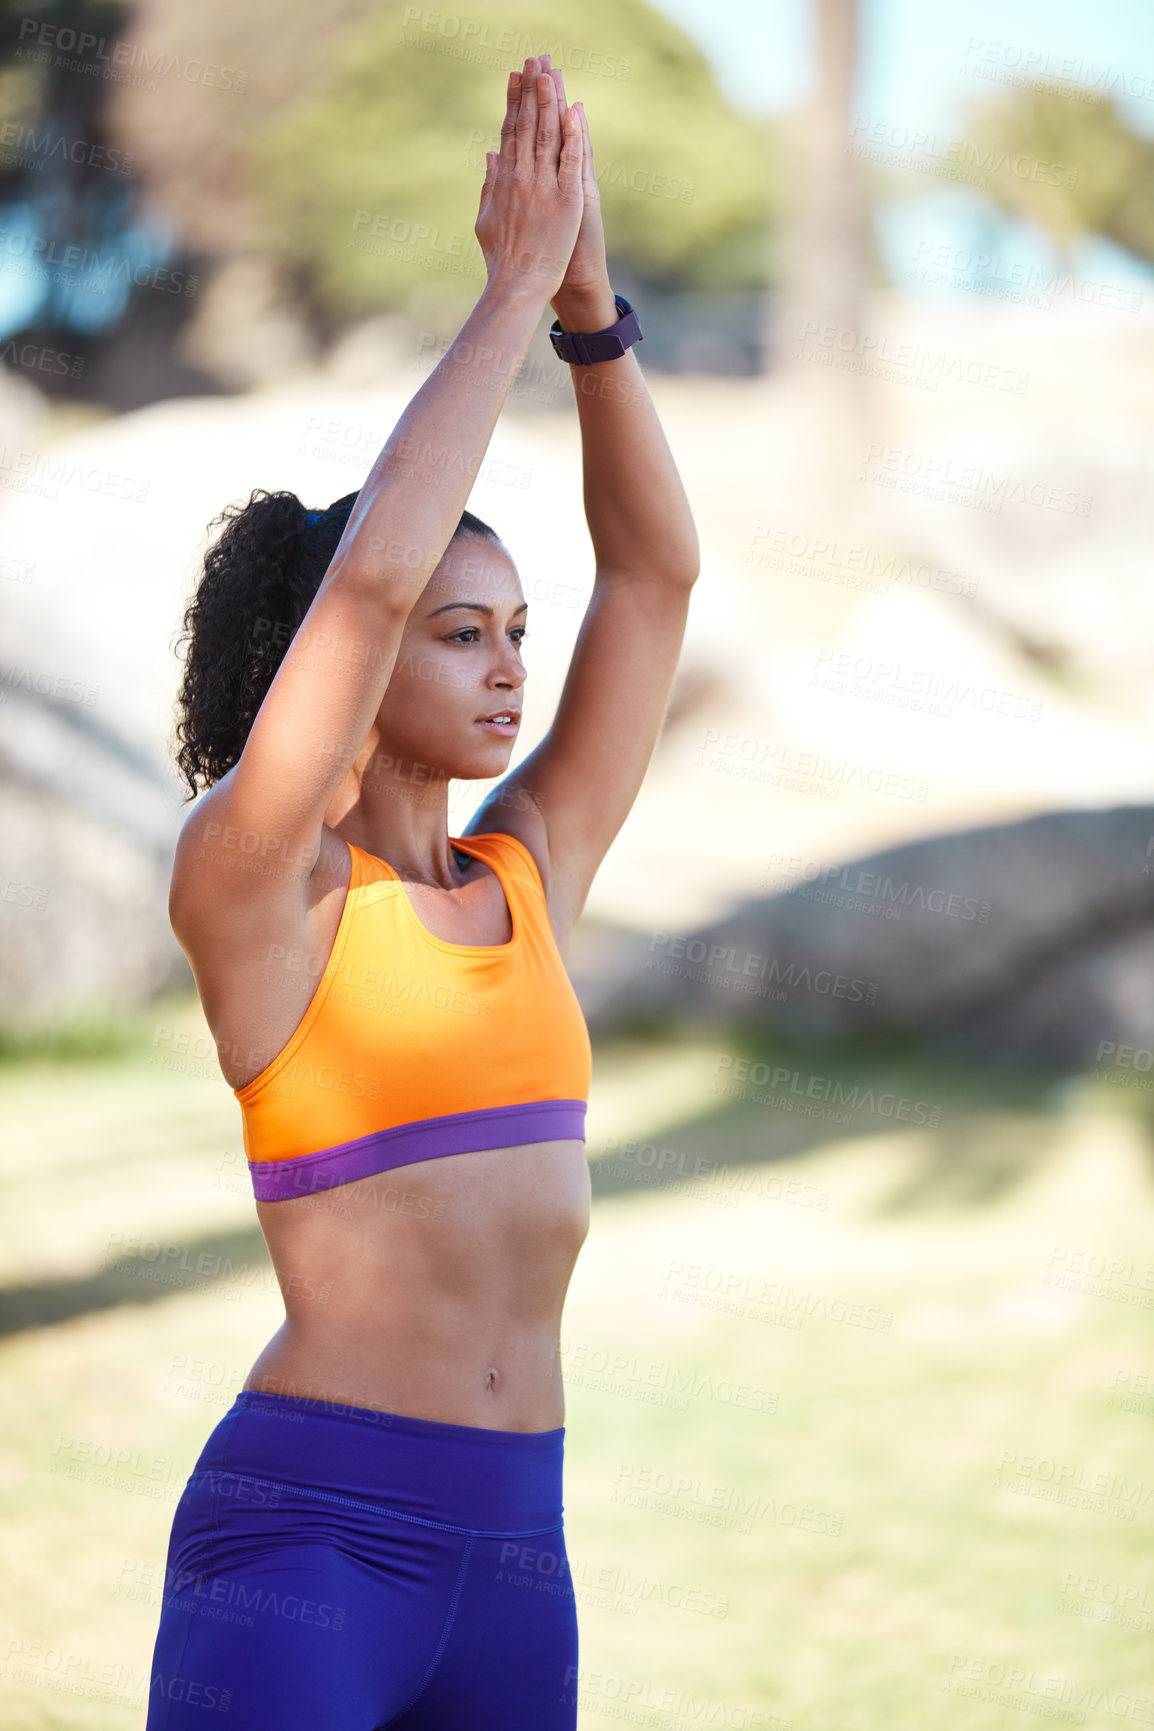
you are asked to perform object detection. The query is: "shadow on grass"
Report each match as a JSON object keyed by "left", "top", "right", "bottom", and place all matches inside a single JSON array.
[
  {"left": 4, "top": 1029, "right": 1143, "bottom": 1339},
  {"left": 0, "top": 1221, "right": 271, "bottom": 1340},
  {"left": 589, "top": 1028, "right": 1086, "bottom": 1217}
]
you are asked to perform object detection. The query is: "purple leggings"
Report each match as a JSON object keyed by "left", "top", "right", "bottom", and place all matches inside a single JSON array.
[{"left": 145, "top": 1391, "right": 578, "bottom": 1728}]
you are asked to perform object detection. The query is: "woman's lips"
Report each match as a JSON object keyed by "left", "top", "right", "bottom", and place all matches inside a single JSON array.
[{"left": 475, "top": 714, "right": 519, "bottom": 735}]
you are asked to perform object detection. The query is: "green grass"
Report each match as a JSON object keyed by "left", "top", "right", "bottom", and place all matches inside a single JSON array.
[{"left": 1, "top": 992, "right": 1152, "bottom": 1728}]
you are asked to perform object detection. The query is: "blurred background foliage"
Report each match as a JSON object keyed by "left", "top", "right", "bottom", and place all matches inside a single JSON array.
[
  {"left": 249, "top": 0, "right": 776, "bottom": 313},
  {"left": 0, "top": 0, "right": 777, "bottom": 386},
  {"left": 960, "top": 85, "right": 1154, "bottom": 262},
  {"left": 7, "top": 0, "right": 1154, "bottom": 385},
  {"left": 95, "top": 0, "right": 767, "bottom": 307}
]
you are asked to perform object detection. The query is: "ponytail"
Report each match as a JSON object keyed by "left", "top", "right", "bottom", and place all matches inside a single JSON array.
[{"left": 171, "top": 486, "right": 498, "bottom": 801}]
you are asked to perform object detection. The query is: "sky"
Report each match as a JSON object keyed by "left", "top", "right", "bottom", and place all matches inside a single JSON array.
[{"left": 652, "top": 0, "right": 1154, "bottom": 130}]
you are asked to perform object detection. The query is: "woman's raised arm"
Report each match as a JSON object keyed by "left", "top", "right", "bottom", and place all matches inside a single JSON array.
[
  {"left": 465, "top": 56, "right": 700, "bottom": 937},
  {"left": 173, "top": 68, "right": 584, "bottom": 919}
]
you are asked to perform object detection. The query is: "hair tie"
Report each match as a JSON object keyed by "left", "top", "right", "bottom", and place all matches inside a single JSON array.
[{"left": 305, "top": 510, "right": 322, "bottom": 524}]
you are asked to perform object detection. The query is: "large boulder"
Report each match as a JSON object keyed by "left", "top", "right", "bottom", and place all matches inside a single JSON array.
[
  {"left": 0, "top": 680, "right": 189, "bottom": 1030},
  {"left": 572, "top": 805, "right": 1154, "bottom": 1069}
]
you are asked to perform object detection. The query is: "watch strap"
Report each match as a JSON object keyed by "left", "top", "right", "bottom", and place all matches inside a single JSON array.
[{"left": 549, "top": 294, "right": 643, "bottom": 365}]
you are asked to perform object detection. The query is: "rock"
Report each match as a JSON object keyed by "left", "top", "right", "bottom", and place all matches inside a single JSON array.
[
  {"left": 0, "top": 681, "right": 189, "bottom": 1030},
  {"left": 575, "top": 805, "right": 1154, "bottom": 1068}
]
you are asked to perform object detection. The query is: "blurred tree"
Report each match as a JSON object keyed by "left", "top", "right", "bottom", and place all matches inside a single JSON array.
[
  {"left": 0, "top": 0, "right": 138, "bottom": 335},
  {"left": 961, "top": 86, "right": 1154, "bottom": 263},
  {"left": 103, "top": 0, "right": 774, "bottom": 325},
  {"left": 774, "top": 0, "right": 866, "bottom": 358}
]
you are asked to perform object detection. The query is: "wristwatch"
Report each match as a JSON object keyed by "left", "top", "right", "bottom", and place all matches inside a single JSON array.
[{"left": 549, "top": 294, "right": 643, "bottom": 365}]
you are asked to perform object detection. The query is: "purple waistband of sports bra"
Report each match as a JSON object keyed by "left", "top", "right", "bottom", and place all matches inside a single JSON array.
[{"left": 249, "top": 1099, "right": 588, "bottom": 1200}]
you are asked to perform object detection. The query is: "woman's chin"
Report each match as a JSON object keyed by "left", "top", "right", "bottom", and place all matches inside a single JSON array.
[{"left": 450, "top": 742, "right": 515, "bottom": 780}]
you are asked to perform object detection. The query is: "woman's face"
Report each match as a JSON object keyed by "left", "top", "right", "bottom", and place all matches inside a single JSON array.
[{"left": 372, "top": 532, "right": 527, "bottom": 784}]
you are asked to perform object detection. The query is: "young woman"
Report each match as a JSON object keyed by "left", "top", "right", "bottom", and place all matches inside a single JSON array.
[{"left": 146, "top": 53, "right": 698, "bottom": 1730}]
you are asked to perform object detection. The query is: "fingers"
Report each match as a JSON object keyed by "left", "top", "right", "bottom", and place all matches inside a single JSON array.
[
  {"left": 477, "top": 151, "right": 497, "bottom": 218},
  {"left": 548, "top": 67, "right": 568, "bottom": 135},
  {"left": 515, "top": 55, "right": 539, "bottom": 171},
  {"left": 499, "top": 69, "right": 521, "bottom": 179},
  {"left": 557, "top": 100, "right": 583, "bottom": 194},
  {"left": 578, "top": 102, "right": 598, "bottom": 198},
  {"left": 537, "top": 53, "right": 577, "bottom": 187},
  {"left": 534, "top": 68, "right": 561, "bottom": 164},
  {"left": 540, "top": 51, "right": 568, "bottom": 118}
]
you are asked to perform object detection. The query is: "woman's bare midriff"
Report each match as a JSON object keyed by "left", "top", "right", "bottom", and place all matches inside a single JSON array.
[
  {"left": 241, "top": 1136, "right": 591, "bottom": 1433},
  {"left": 180, "top": 806, "right": 589, "bottom": 1434}
]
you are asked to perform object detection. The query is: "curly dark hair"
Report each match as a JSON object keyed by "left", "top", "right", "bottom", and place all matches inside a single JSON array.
[{"left": 172, "top": 487, "right": 500, "bottom": 802}]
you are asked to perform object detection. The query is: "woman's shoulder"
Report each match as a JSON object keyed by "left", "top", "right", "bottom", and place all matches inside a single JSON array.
[{"left": 457, "top": 795, "right": 551, "bottom": 901}]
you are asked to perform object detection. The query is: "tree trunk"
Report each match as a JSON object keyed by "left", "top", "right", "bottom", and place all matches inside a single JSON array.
[{"left": 774, "top": 0, "right": 865, "bottom": 365}]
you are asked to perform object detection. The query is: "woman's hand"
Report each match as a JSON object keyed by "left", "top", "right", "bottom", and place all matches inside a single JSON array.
[
  {"left": 536, "top": 54, "right": 612, "bottom": 311},
  {"left": 475, "top": 65, "right": 584, "bottom": 303}
]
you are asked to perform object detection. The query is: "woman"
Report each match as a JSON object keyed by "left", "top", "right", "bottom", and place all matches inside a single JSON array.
[{"left": 147, "top": 52, "right": 698, "bottom": 1730}]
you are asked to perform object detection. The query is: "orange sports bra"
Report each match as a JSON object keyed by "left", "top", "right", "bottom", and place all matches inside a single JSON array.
[{"left": 234, "top": 831, "right": 592, "bottom": 1200}]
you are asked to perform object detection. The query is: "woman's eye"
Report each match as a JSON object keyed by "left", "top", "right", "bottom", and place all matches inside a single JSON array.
[{"left": 448, "top": 627, "right": 528, "bottom": 644}]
